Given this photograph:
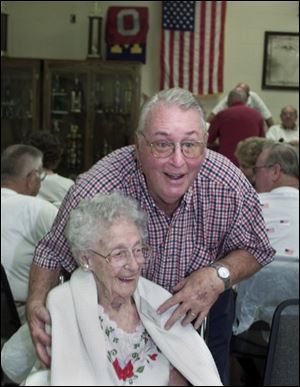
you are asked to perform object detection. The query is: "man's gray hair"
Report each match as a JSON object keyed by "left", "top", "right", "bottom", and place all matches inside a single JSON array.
[
  {"left": 65, "top": 191, "right": 148, "bottom": 262},
  {"left": 1, "top": 144, "right": 43, "bottom": 183},
  {"left": 136, "top": 87, "right": 207, "bottom": 135},
  {"left": 263, "top": 142, "right": 299, "bottom": 179}
]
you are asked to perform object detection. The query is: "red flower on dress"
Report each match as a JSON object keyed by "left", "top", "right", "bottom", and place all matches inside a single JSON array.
[
  {"left": 149, "top": 353, "right": 158, "bottom": 361},
  {"left": 113, "top": 359, "right": 134, "bottom": 381}
]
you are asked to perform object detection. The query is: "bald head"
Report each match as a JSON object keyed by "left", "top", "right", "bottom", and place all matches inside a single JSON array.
[{"left": 227, "top": 89, "right": 248, "bottom": 107}]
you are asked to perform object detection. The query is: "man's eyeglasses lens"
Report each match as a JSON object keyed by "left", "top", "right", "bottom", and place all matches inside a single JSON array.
[
  {"left": 253, "top": 165, "right": 273, "bottom": 173},
  {"left": 143, "top": 136, "right": 205, "bottom": 159},
  {"left": 39, "top": 171, "right": 47, "bottom": 181}
]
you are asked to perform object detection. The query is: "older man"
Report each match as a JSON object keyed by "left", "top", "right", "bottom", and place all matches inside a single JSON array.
[
  {"left": 26, "top": 88, "right": 274, "bottom": 384},
  {"left": 1, "top": 145, "right": 58, "bottom": 323},
  {"left": 254, "top": 142, "right": 299, "bottom": 257},
  {"left": 266, "top": 106, "right": 299, "bottom": 145},
  {"left": 207, "top": 82, "right": 274, "bottom": 128}
]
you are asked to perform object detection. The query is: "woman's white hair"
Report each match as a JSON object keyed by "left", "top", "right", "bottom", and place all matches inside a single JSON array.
[
  {"left": 65, "top": 191, "right": 148, "bottom": 263},
  {"left": 136, "top": 87, "right": 207, "bottom": 136}
]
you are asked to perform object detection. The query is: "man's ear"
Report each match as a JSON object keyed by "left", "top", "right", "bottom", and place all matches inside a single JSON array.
[
  {"left": 25, "top": 171, "right": 37, "bottom": 196},
  {"left": 271, "top": 163, "right": 282, "bottom": 181}
]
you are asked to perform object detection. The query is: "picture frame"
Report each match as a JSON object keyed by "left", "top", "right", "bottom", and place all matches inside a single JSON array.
[{"left": 262, "top": 31, "right": 299, "bottom": 90}]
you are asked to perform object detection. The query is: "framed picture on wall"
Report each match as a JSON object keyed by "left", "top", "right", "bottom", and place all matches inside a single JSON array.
[{"left": 262, "top": 31, "right": 299, "bottom": 90}]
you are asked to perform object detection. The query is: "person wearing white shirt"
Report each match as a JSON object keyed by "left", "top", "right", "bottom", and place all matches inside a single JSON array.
[
  {"left": 1, "top": 145, "right": 58, "bottom": 323},
  {"left": 254, "top": 142, "right": 299, "bottom": 257},
  {"left": 207, "top": 82, "right": 274, "bottom": 128},
  {"left": 266, "top": 106, "right": 299, "bottom": 146},
  {"left": 23, "top": 131, "right": 74, "bottom": 208}
]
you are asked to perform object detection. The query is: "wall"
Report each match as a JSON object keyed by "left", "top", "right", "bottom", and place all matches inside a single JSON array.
[{"left": 3, "top": 1, "right": 299, "bottom": 122}]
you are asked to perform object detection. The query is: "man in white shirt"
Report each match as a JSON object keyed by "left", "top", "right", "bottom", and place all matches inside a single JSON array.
[
  {"left": 207, "top": 82, "right": 274, "bottom": 128},
  {"left": 1, "top": 145, "right": 58, "bottom": 322},
  {"left": 266, "top": 106, "right": 299, "bottom": 146},
  {"left": 254, "top": 142, "right": 299, "bottom": 257}
]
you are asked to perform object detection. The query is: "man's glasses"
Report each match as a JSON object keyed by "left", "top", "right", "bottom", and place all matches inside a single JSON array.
[
  {"left": 29, "top": 169, "right": 47, "bottom": 181},
  {"left": 253, "top": 164, "right": 274, "bottom": 174},
  {"left": 88, "top": 244, "right": 152, "bottom": 268},
  {"left": 141, "top": 133, "right": 205, "bottom": 159}
]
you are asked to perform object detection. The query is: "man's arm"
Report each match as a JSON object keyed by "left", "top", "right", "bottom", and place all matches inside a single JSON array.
[
  {"left": 157, "top": 250, "right": 261, "bottom": 330},
  {"left": 26, "top": 264, "right": 60, "bottom": 367},
  {"left": 265, "top": 117, "right": 274, "bottom": 128}
]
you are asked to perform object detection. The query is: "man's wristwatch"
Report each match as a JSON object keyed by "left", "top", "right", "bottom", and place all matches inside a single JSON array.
[{"left": 211, "top": 263, "right": 231, "bottom": 290}]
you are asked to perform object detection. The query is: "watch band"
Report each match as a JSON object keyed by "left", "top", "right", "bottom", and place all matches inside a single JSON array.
[{"left": 211, "top": 263, "right": 231, "bottom": 290}]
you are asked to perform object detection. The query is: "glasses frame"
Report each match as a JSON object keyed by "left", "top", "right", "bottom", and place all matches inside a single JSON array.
[
  {"left": 88, "top": 244, "right": 151, "bottom": 268},
  {"left": 253, "top": 164, "right": 274, "bottom": 174},
  {"left": 28, "top": 169, "right": 47, "bottom": 181},
  {"left": 140, "top": 133, "right": 205, "bottom": 159}
]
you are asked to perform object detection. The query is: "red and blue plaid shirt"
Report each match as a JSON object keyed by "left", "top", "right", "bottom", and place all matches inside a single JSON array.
[{"left": 34, "top": 146, "right": 274, "bottom": 291}]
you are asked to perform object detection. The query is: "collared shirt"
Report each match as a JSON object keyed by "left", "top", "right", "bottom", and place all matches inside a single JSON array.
[
  {"left": 1, "top": 188, "right": 58, "bottom": 321},
  {"left": 33, "top": 146, "right": 274, "bottom": 291},
  {"left": 266, "top": 123, "right": 299, "bottom": 143},
  {"left": 259, "top": 186, "right": 299, "bottom": 258}
]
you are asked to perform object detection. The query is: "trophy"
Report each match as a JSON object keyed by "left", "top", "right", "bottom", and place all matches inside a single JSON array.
[
  {"left": 70, "top": 76, "right": 82, "bottom": 113},
  {"left": 1, "top": 1, "right": 8, "bottom": 57},
  {"left": 87, "top": 1, "right": 103, "bottom": 58}
]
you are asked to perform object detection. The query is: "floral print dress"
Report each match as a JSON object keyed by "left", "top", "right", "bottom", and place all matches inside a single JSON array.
[{"left": 98, "top": 304, "right": 170, "bottom": 385}]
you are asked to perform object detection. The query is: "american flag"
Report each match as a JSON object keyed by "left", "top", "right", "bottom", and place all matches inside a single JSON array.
[{"left": 160, "top": 1, "right": 226, "bottom": 95}]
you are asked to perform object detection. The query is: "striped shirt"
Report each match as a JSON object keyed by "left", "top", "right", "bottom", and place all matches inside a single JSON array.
[{"left": 34, "top": 146, "right": 274, "bottom": 291}]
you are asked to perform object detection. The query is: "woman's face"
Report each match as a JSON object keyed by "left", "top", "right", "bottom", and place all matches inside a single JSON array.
[{"left": 88, "top": 220, "right": 144, "bottom": 304}]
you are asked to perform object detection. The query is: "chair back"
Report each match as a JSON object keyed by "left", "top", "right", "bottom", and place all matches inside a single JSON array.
[
  {"left": 263, "top": 299, "right": 299, "bottom": 386},
  {"left": 1, "top": 264, "right": 21, "bottom": 340}
]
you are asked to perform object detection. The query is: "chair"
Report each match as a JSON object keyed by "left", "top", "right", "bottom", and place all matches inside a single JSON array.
[
  {"left": 1, "top": 264, "right": 21, "bottom": 386},
  {"left": 263, "top": 299, "right": 299, "bottom": 386},
  {"left": 1, "top": 264, "right": 21, "bottom": 340}
]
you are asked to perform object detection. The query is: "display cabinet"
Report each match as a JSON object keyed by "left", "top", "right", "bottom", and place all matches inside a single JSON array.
[
  {"left": 1, "top": 58, "right": 41, "bottom": 151},
  {"left": 43, "top": 59, "right": 141, "bottom": 178}
]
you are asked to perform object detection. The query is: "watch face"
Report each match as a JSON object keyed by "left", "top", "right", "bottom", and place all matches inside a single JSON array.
[{"left": 219, "top": 267, "right": 230, "bottom": 279}]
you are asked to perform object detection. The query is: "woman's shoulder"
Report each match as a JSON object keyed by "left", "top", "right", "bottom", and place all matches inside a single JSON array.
[{"left": 47, "top": 281, "right": 72, "bottom": 310}]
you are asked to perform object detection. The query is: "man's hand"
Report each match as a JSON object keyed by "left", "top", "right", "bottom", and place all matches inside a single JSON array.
[
  {"left": 27, "top": 300, "right": 52, "bottom": 367},
  {"left": 26, "top": 264, "right": 60, "bottom": 367},
  {"left": 157, "top": 267, "right": 224, "bottom": 330}
]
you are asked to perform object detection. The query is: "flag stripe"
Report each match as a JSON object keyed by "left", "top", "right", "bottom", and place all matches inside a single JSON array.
[{"left": 160, "top": 1, "right": 226, "bottom": 95}]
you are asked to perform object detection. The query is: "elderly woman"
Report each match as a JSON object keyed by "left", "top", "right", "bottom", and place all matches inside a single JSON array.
[{"left": 3, "top": 192, "right": 222, "bottom": 386}]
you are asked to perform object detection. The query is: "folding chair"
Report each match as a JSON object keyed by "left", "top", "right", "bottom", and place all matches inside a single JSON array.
[
  {"left": 1, "top": 264, "right": 22, "bottom": 386},
  {"left": 263, "top": 299, "right": 299, "bottom": 386},
  {"left": 1, "top": 264, "right": 21, "bottom": 340}
]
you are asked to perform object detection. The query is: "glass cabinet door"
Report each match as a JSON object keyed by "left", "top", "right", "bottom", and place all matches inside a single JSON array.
[
  {"left": 43, "top": 61, "right": 88, "bottom": 179},
  {"left": 91, "top": 62, "right": 141, "bottom": 165},
  {"left": 1, "top": 58, "right": 41, "bottom": 151},
  {"left": 43, "top": 60, "right": 141, "bottom": 178}
]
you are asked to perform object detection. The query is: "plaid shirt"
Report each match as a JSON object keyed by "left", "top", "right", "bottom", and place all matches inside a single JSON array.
[{"left": 34, "top": 146, "right": 274, "bottom": 291}]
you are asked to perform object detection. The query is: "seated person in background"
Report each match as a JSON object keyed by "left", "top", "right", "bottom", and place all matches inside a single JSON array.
[
  {"left": 266, "top": 105, "right": 299, "bottom": 146},
  {"left": 23, "top": 131, "right": 74, "bottom": 208},
  {"left": 207, "top": 89, "right": 265, "bottom": 166},
  {"left": 2, "top": 192, "right": 222, "bottom": 386},
  {"left": 235, "top": 137, "right": 275, "bottom": 185},
  {"left": 207, "top": 82, "right": 274, "bottom": 128},
  {"left": 254, "top": 142, "right": 299, "bottom": 257},
  {"left": 1, "top": 145, "right": 58, "bottom": 323}
]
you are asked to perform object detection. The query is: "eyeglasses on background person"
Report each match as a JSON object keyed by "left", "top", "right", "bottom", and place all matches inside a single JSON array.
[
  {"left": 88, "top": 244, "right": 152, "bottom": 268},
  {"left": 28, "top": 169, "right": 47, "bottom": 181},
  {"left": 253, "top": 164, "right": 274, "bottom": 174},
  {"left": 141, "top": 133, "right": 205, "bottom": 159}
]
